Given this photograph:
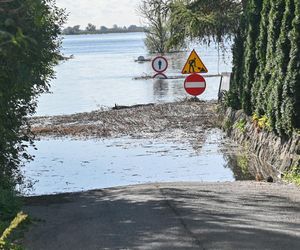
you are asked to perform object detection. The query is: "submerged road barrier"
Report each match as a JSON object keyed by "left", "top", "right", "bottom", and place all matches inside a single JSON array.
[{"left": 133, "top": 74, "right": 222, "bottom": 80}]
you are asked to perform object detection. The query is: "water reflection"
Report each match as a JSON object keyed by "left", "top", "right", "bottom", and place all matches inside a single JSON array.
[
  {"left": 23, "top": 130, "right": 263, "bottom": 196},
  {"left": 153, "top": 79, "right": 169, "bottom": 99}
]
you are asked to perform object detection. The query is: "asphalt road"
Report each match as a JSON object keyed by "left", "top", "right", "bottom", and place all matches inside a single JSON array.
[{"left": 22, "top": 182, "right": 300, "bottom": 250}]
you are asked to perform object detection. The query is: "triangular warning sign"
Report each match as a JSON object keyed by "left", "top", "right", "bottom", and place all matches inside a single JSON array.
[{"left": 182, "top": 49, "right": 208, "bottom": 74}]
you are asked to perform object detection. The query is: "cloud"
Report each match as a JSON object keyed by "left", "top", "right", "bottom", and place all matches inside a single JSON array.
[{"left": 56, "top": 0, "right": 142, "bottom": 28}]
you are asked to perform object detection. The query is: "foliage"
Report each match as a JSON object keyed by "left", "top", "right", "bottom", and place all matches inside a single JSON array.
[
  {"left": 236, "top": 154, "right": 249, "bottom": 175},
  {"left": 228, "top": 0, "right": 300, "bottom": 136},
  {"left": 223, "top": 118, "right": 233, "bottom": 131},
  {"left": 241, "top": 0, "right": 262, "bottom": 115},
  {"left": 284, "top": 165, "right": 300, "bottom": 186},
  {"left": 257, "top": 115, "right": 272, "bottom": 131},
  {"left": 0, "top": 0, "right": 65, "bottom": 235},
  {"left": 168, "top": 0, "right": 242, "bottom": 49},
  {"left": 281, "top": 0, "right": 300, "bottom": 134},
  {"left": 138, "top": 0, "right": 175, "bottom": 53},
  {"left": 234, "top": 119, "right": 247, "bottom": 133},
  {"left": 0, "top": 212, "right": 28, "bottom": 250},
  {"left": 62, "top": 24, "right": 145, "bottom": 35},
  {"left": 252, "top": 0, "right": 271, "bottom": 115},
  {"left": 85, "top": 23, "right": 96, "bottom": 32},
  {"left": 252, "top": 113, "right": 259, "bottom": 123},
  {"left": 267, "top": 0, "right": 295, "bottom": 134},
  {"left": 138, "top": 0, "right": 242, "bottom": 53}
]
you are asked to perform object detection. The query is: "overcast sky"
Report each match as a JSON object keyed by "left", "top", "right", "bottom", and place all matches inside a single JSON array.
[{"left": 56, "top": 0, "right": 142, "bottom": 28}]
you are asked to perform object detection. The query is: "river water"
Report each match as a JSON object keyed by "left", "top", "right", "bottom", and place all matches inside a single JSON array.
[{"left": 23, "top": 33, "right": 257, "bottom": 196}]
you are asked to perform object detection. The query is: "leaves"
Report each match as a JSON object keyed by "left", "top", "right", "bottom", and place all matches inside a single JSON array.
[
  {"left": 228, "top": 0, "right": 300, "bottom": 136},
  {"left": 0, "top": 0, "right": 66, "bottom": 201}
]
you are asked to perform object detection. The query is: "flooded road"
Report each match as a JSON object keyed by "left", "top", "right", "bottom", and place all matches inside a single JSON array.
[
  {"left": 35, "top": 33, "right": 232, "bottom": 116},
  {"left": 23, "top": 129, "right": 257, "bottom": 196}
]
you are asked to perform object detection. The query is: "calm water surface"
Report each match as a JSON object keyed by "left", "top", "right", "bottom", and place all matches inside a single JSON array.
[
  {"left": 35, "top": 33, "right": 232, "bottom": 116},
  {"left": 23, "top": 130, "right": 253, "bottom": 196}
]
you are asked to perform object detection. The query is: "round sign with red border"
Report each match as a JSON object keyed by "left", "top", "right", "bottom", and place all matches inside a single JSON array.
[
  {"left": 152, "top": 56, "right": 168, "bottom": 73},
  {"left": 184, "top": 73, "right": 206, "bottom": 96}
]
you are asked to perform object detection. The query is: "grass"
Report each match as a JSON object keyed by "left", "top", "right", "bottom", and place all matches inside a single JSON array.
[
  {"left": 236, "top": 153, "right": 249, "bottom": 175},
  {"left": 223, "top": 118, "right": 233, "bottom": 131},
  {"left": 0, "top": 188, "right": 27, "bottom": 250},
  {"left": 284, "top": 165, "right": 300, "bottom": 186},
  {"left": 234, "top": 118, "right": 247, "bottom": 133}
]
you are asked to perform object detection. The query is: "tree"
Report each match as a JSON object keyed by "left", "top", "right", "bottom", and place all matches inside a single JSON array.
[
  {"left": 138, "top": 0, "right": 174, "bottom": 53},
  {"left": 228, "top": 0, "right": 299, "bottom": 136},
  {"left": 168, "top": 0, "right": 242, "bottom": 50},
  {"left": 251, "top": 0, "right": 271, "bottom": 114},
  {"left": 268, "top": 0, "right": 295, "bottom": 134},
  {"left": 281, "top": 0, "right": 300, "bottom": 134},
  {"left": 227, "top": 15, "right": 245, "bottom": 110},
  {"left": 99, "top": 26, "right": 108, "bottom": 33},
  {"left": 0, "top": 0, "right": 66, "bottom": 204},
  {"left": 86, "top": 23, "right": 96, "bottom": 32},
  {"left": 63, "top": 25, "right": 80, "bottom": 35},
  {"left": 241, "top": 0, "right": 262, "bottom": 115}
]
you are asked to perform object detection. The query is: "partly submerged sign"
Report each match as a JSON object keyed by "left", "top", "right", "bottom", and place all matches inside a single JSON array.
[{"left": 182, "top": 49, "right": 208, "bottom": 74}]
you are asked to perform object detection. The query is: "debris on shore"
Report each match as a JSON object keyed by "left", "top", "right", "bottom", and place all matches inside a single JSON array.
[{"left": 30, "top": 100, "right": 218, "bottom": 142}]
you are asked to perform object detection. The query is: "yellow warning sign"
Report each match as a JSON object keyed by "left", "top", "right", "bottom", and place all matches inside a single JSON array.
[{"left": 181, "top": 49, "right": 208, "bottom": 74}]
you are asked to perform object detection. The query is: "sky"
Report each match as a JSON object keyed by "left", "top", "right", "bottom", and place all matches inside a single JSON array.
[{"left": 56, "top": 0, "right": 142, "bottom": 29}]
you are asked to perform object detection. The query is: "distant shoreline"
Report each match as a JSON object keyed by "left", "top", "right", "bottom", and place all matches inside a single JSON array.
[{"left": 61, "top": 30, "right": 145, "bottom": 36}]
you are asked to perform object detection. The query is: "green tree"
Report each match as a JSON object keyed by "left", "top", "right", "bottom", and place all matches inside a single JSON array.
[
  {"left": 268, "top": 0, "right": 295, "bottom": 134},
  {"left": 241, "top": 0, "right": 262, "bottom": 115},
  {"left": 86, "top": 23, "right": 96, "bottom": 33},
  {"left": 260, "top": 0, "right": 285, "bottom": 118},
  {"left": 251, "top": 0, "right": 271, "bottom": 114},
  {"left": 227, "top": 16, "right": 245, "bottom": 110},
  {"left": 168, "top": 0, "right": 242, "bottom": 49},
  {"left": 281, "top": 0, "right": 300, "bottom": 134},
  {"left": 0, "top": 0, "right": 66, "bottom": 217}
]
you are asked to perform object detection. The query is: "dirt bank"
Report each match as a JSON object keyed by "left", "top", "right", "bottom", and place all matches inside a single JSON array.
[{"left": 30, "top": 100, "right": 218, "bottom": 141}]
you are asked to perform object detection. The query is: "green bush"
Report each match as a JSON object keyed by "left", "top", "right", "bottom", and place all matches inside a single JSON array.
[
  {"left": 0, "top": 0, "right": 65, "bottom": 194},
  {"left": 284, "top": 165, "right": 300, "bottom": 186},
  {"left": 234, "top": 119, "right": 247, "bottom": 133},
  {"left": 228, "top": 0, "right": 299, "bottom": 136}
]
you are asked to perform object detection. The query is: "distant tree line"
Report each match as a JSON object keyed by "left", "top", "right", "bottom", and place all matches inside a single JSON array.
[
  {"left": 228, "top": 0, "right": 300, "bottom": 136},
  {"left": 62, "top": 24, "right": 145, "bottom": 35}
]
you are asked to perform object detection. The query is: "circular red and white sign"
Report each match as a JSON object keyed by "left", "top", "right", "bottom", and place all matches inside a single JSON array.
[
  {"left": 184, "top": 73, "right": 206, "bottom": 96},
  {"left": 152, "top": 56, "right": 168, "bottom": 73}
]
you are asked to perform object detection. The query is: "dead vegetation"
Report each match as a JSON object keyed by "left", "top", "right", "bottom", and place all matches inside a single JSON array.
[{"left": 30, "top": 100, "right": 218, "bottom": 142}]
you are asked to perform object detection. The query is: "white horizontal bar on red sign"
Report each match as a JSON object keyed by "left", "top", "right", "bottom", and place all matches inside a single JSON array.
[{"left": 185, "top": 82, "right": 205, "bottom": 88}]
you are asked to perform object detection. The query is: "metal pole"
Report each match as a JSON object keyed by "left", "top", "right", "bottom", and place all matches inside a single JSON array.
[{"left": 217, "top": 42, "right": 220, "bottom": 75}]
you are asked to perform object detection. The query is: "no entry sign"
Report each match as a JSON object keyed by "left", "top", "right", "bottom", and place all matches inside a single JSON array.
[
  {"left": 152, "top": 56, "right": 168, "bottom": 73},
  {"left": 184, "top": 73, "right": 206, "bottom": 96}
]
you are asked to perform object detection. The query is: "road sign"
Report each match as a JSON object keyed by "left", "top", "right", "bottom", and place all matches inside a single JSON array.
[
  {"left": 184, "top": 73, "right": 206, "bottom": 96},
  {"left": 182, "top": 50, "right": 208, "bottom": 74},
  {"left": 152, "top": 56, "right": 168, "bottom": 73}
]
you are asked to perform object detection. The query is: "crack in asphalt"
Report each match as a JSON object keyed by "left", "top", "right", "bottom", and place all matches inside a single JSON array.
[{"left": 157, "top": 185, "right": 205, "bottom": 250}]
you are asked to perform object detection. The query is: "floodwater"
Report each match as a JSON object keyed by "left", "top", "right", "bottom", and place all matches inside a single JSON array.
[
  {"left": 23, "top": 130, "right": 257, "bottom": 196},
  {"left": 35, "top": 32, "right": 232, "bottom": 116},
  {"left": 22, "top": 33, "right": 260, "bottom": 196}
]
